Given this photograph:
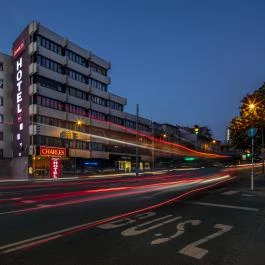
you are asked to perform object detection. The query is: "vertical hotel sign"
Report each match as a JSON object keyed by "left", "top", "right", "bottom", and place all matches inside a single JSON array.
[{"left": 13, "top": 38, "right": 27, "bottom": 157}]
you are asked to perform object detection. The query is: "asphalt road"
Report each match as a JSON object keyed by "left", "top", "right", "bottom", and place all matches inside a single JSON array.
[{"left": 0, "top": 166, "right": 264, "bottom": 265}]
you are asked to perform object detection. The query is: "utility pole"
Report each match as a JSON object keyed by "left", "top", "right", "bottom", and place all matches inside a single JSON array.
[
  {"left": 261, "top": 125, "right": 265, "bottom": 176},
  {"left": 135, "top": 104, "right": 139, "bottom": 176},
  {"left": 152, "top": 121, "right": 155, "bottom": 171}
]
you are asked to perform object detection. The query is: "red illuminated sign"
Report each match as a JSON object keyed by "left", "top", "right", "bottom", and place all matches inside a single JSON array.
[
  {"left": 13, "top": 39, "right": 25, "bottom": 58},
  {"left": 40, "top": 146, "right": 66, "bottom": 157},
  {"left": 50, "top": 157, "right": 61, "bottom": 179}
]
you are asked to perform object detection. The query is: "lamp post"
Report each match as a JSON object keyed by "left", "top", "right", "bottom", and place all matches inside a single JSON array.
[{"left": 74, "top": 120, "right": 82, "bottom": 178}]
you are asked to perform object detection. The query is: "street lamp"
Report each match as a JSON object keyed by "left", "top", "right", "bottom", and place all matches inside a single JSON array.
[{"left": 74, "top": 120, "right": 82, "bottom": 177}]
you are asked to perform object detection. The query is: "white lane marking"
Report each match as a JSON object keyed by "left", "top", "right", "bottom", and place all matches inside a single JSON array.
[
  {"left": 179, "top": 224, "right": 233, "bottom": 259},
  {"left": 221, "top": 190, "right": 239, "bottom": 195},
  {"left": 2, "top": 235, "right": 62, "bottom": 254},
  {"left": 190, "top": 201, "right": 259, "bottom": 212},
  {"left": 151, "top": 219, "right": 201, "bottom": 245},
  {"left": 121, "top": 215, "right": 182, "bottom": 236},
  {"left": 98, "top": 212, "right": 156, "bottom": 230},
  {"left": 0, "top": 219, "right": 93, "bottom": 252}
]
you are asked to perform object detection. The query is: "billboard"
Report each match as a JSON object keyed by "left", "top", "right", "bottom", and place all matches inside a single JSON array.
[{"left": 12, "top": 29, "right": 30, "bottom": 158}]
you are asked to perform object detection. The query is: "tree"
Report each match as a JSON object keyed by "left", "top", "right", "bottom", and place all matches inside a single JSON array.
[{"left": 229, "top": 83, "right": 265, "bottom": 151}]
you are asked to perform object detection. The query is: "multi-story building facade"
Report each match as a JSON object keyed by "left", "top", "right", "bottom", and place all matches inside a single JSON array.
[
  {"left": 11, "top": 21, "right": 152, "bottom": 178},
  {"left": 0, "top": 53, "right": 13, "bottom": 159}
]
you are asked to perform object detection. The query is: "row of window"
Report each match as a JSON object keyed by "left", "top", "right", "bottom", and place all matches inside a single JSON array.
[
  {"left": 66, "top": 49, "right": 86, "bottom": 66},
  {"left": 36, "top": 56, "right": 107, "bottom": 91},
  {"left": 34, "top": 75, "right": 122, "bottom": 110},
  {"left": 34, "top": 134, "right": 106, "bottom": 151},
  {"left": 37, "top": 35, "right": 62, "bottom": 55},
  {"left": 37, "top": 55, "right": 63, "bottom": 74},
  {"left": 35, "top": 95, "right": 149, "bottom": 130},
  {"left": 35, "top": 35, "right": 107, "bottom": 76}
]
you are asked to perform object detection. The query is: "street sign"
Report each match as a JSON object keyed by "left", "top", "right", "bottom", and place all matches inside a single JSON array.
[{"left": 247, "top": 128, "right": 257, "bottom": 138}]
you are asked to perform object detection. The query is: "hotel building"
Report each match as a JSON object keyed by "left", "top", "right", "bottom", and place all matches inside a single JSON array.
[{"left": 11, "top": 21, "right": 153, "bottom": 178}]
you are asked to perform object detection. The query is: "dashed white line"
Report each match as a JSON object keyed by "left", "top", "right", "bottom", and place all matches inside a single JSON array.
[{"left": 190, "top": 201, "right": 259, "bottom": 212}]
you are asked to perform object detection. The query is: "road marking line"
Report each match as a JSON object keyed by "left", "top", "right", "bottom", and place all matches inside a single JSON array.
[
  {"left": 190, "top": 201, "right": 259, "bottom": 212},
  {"left": 221, "top": 190, "right": 239, "bottom": 195},
  {"left": 121, "top": 215, "right": 182, "bottom": 236},
  {"left": 179, "top": 224, "right": 233, "bottom": 259}
]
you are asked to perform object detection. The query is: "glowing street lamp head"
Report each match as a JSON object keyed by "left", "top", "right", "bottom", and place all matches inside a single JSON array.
[
  {"left": 248, "top": 103, "right": 255, "bottom": 110},
  {"left": 212, "top": 139, "right": 216, "bottom": 144},
  {"left": 77, "top": 120, "right": 82, "bottom": 126}
]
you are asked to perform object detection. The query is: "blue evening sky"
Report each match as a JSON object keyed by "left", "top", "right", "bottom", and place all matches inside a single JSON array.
[{"left": 1, "top": 0, "right": 265, "bottom": 140}]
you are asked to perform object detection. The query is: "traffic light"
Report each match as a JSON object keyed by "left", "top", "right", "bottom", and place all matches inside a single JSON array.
[{"left": 193, "top": 126, "right": 199, "bottom": 135}]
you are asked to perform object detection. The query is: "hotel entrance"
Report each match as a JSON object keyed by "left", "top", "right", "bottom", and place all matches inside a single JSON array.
[{"left": 31, "top": 146, "right": 67, "bottom": 178}]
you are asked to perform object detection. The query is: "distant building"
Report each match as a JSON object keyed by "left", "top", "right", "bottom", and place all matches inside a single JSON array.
[{"left": 0, "top": 53, "right": 13, "bottom": 159}]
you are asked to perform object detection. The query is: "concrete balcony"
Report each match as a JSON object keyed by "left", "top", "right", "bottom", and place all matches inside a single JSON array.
[
  {"left": 38, "top": 45, "right": 67, "bottom": 65},
  {"left": 38, "top": 24, "right": 65, "bottom": 46},
  {"left": 30, "top": 123, "right": 62, "bottom": 138},
  {"left": 90, "top": 53, "right": 110, "bottom": 70},
  {"left": 68, "top": 41, "right": 91, "bottom": 60},
  {"left": 109, "top": 93, "right": 127, "bottom": 106},
  {"left": 68, "top": 78, "right": 90, "bottom": 93},
  {"left": 28, "top": 63, "right": 38, "bottom": 76},
  {"left": 90, "top": 71, "right": 111, "bottom": 85},
  {"left": 68, "top": 60, "right": 90, "bottom": 76},
  {"left": 90, "top": 102, "right": 110, "bottom": 114},
  {"left": 90, "top": 86, "right": 109, "bottom": 99},
  {"left": 109, "top": 109, "right": 126, "bottom": 119},
  {"left": 37, "top": 85, "right": 65, "bottom": 102},
  {"left": 37, "top": 105, "right": 67, "bottom": 120},
  {"left": 28, "top": 41, "right": 38, "bottom": 56},
  {"left": 29, "top": 104, "right": 38, "bottom": 115},
  {"left": 68, "top": 95, "right": 89, "bottom": 109}
]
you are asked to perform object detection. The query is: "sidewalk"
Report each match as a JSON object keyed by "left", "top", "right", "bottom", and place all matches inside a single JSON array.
[{"left": 0, "top": 169, "right": 187, "bottom": 184}]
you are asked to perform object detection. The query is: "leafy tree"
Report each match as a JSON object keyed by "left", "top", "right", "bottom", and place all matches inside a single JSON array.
[{"left": 230, "top": 83, "right": 265, "bottom": 151}]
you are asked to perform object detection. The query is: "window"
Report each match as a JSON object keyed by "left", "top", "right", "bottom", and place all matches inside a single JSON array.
[
  {"left": 91, "top": 95, "right": 106, "bottom": 106},
  {"left": 36, "top": 76, "right": 64, "bottom": 93},
  {"left": 0, "top": 132, "right": 3, "bottom": 140},
  {"left": 68, "top": 87, "right": 87, "bottom": 100},
  {"left": 65, "top": 103, "right": 87, "bottom": 116},
  {"left": 0, "top": 149, "right": 3, "bottom": 159},
  {"left": 89, "top": 109, "right": 106, "bottom": 120},
  {"left": 68, "top": 69, "right": 87, "bottom": 84},
  {"left": 36, "top": 35, "right": 62, "bottom": 55},
  {"left": 108, "top": 115, "right": 124, "bottom": 125},
  {"left": 66, "top": 50, "right": 86, "bottom": 66},
  {"left": 0, "top": 97, "right": 3, "bottom": 106},
  {"left": 0, "top": 62, "right": 3, "bottom": 71},
  {"left": 0, "top": 79, "right": 3, "bottom": 88},
  {"left": 37, "top": 55, "right": 63, "bottom": 74},
  {"left": 125, "top": 120, "right": 136, "bottom": 129},
  {"left": 89, "top": 62, "right": 107, "bottom": 76},
  {"left": 0, "top": 114, "right": 3, "bottom": 123},
  {"left": 36, "top": 95, "right": 63, "bottom": 111},
  {"left": 108, "top": 101, "right": 123, "bottom": 111},
  {"left": 89, "top": 78, "right": 107, "bottom": 91}
]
